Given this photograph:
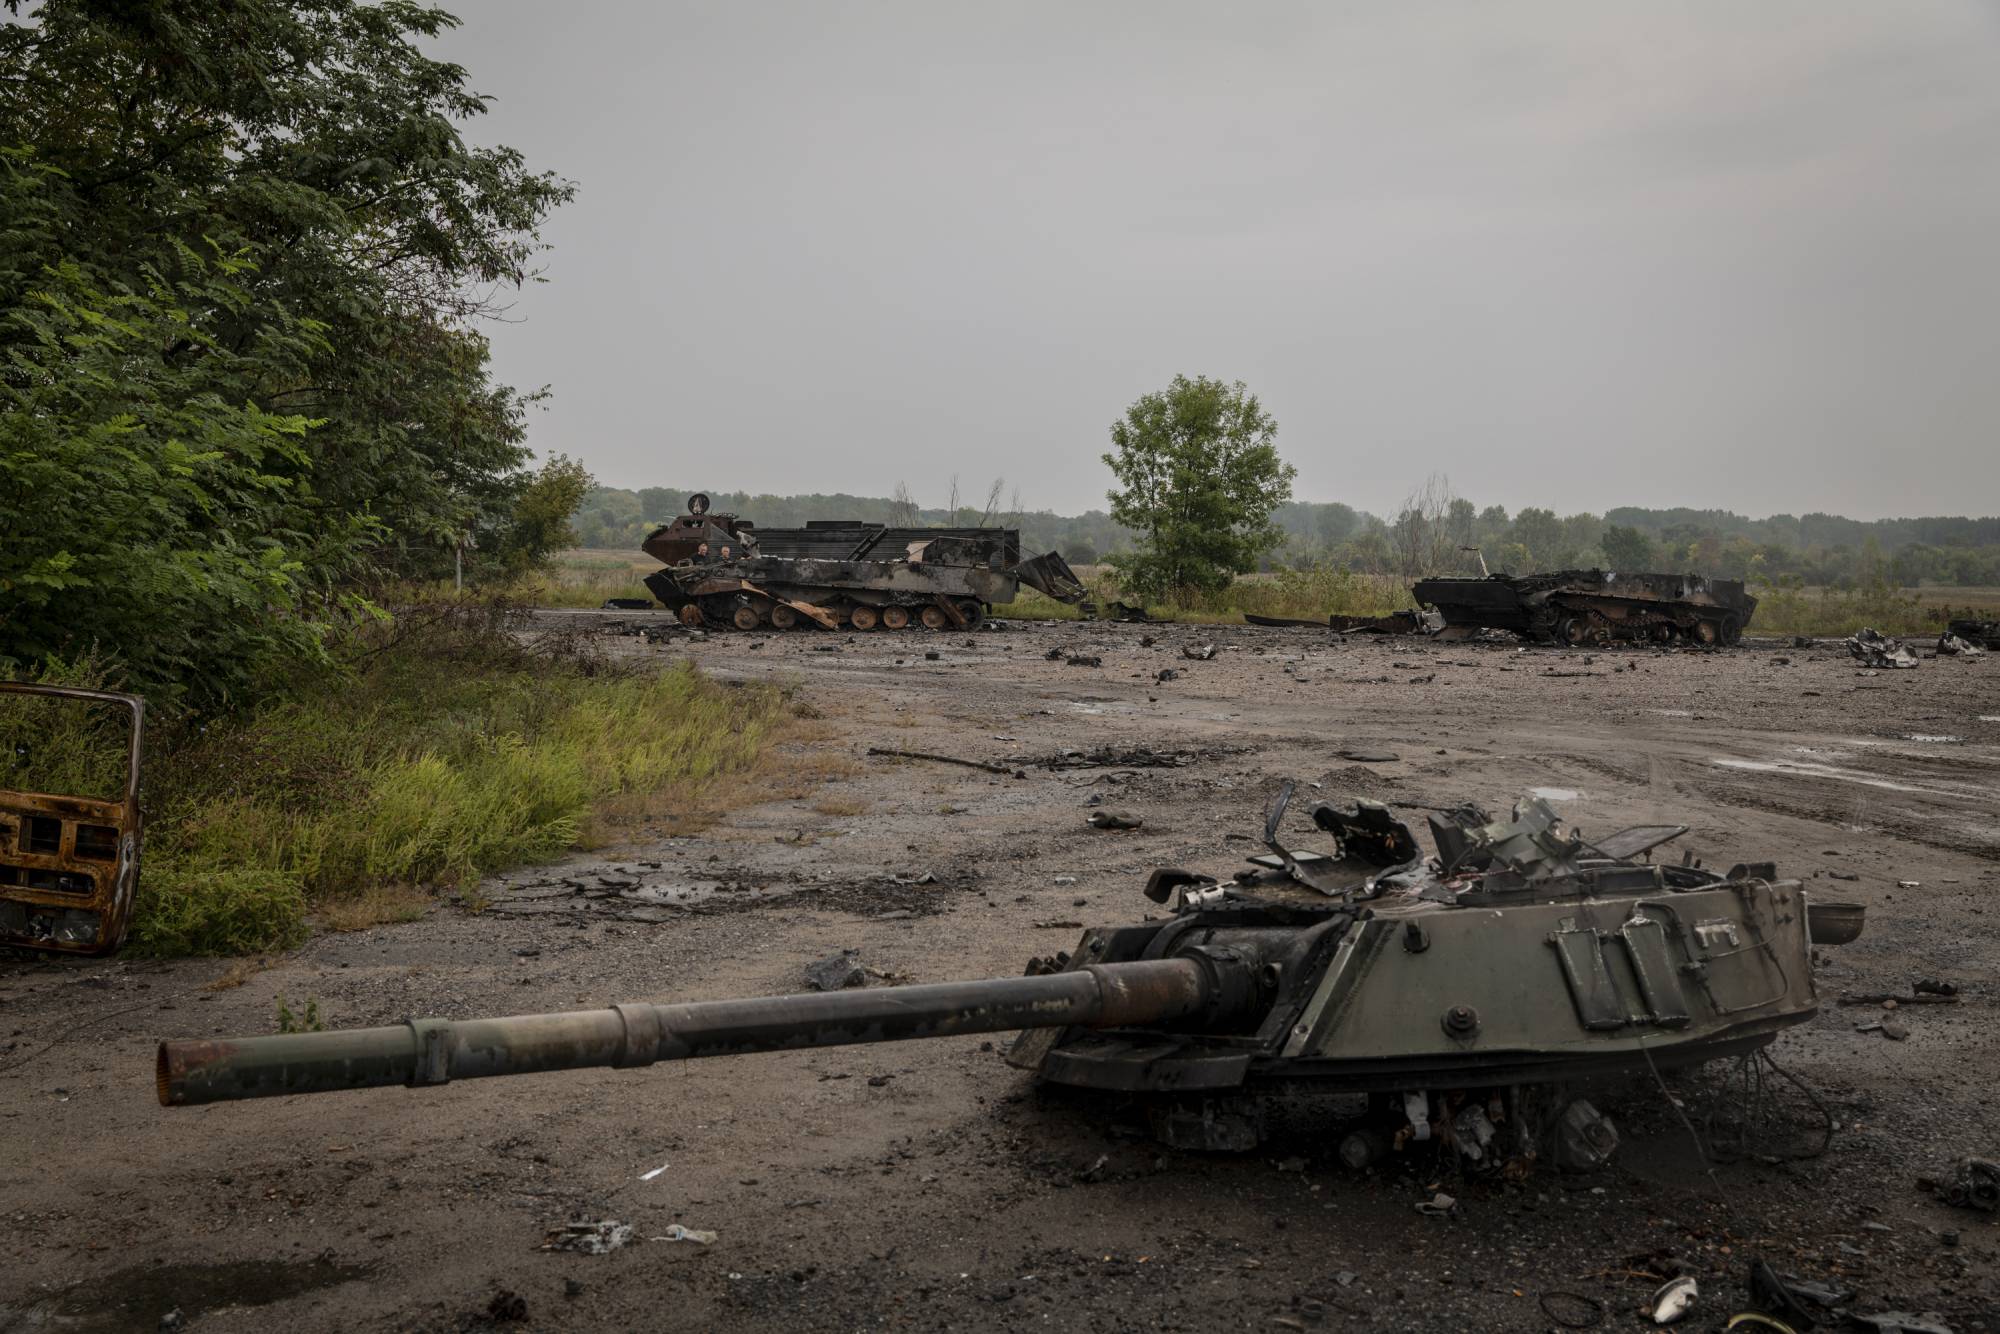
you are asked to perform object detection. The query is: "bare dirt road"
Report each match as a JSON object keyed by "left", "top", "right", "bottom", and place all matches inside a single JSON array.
[{"left": 4, "top": 615, "right": 1997, "bottom": 1332}]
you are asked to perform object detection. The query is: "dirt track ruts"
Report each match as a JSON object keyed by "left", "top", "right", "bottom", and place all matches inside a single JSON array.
[{"left": 3, "top": 614, "right": 1996, "bottom": 1332}]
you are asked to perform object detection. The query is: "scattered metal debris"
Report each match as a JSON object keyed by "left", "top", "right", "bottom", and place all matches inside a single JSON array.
[
  {"left": 1945, "top": 616, "right": 2000, "bottom": 649},
  {"left": 1930, "top": 1156, "right": 1998, "bottom": 1212},
  {"left": 1036, "top": 745, "right": 1219, "bottom": 770},
  {"left": 865, "top": 746, "right": 1016, "bottom": 776},
  {"left": 1328, "top": 609, "right": 1443, "bottom": 635},
  {"left": 543, "top": 1220, "right": 634, "bottom": 1255},
  {"left": 1181, "top": 642, "right": 1217, "bottom": 661},
  {"left": 1085, "top": 810, "right": 1142, "bottom": 831},
  {"left": 1848, "top": 628, "right": 1919, "bottom": 669},
  {"left": 1934, "top": 631, "right": 1983, "bottom": 656},
  {"left": 1553, "top": 1099, "right": 1620, "bottom": 1171}
]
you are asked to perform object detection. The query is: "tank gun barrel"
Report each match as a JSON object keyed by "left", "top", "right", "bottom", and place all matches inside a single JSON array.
[{"left": 157, "top": 958, "right": 1217, "bottom": 1107}]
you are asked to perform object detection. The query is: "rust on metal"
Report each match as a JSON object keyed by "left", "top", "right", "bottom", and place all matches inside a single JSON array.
[
  {"left": 637, "top": 495, "right": 1090, "bottom": 630},
  {"left": 0, "top": 683, "right": 145, "bottom": 955}
]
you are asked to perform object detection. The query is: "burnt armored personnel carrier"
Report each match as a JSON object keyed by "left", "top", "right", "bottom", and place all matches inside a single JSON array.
[
  {"left": 158, "top": 787, "right": 1854, "bottom": 1158},
  {"left": 1412, "top": 570, "right": 1757, "bottom": 646},
  {"left": 639, "top": 494, "right": 1089, "bottom": 630}
]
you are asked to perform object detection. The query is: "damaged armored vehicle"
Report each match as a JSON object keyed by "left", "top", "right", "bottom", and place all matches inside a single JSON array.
[
  {"left": 639, "top": 494, "right": 1090, "bottom": 630},
  {"left": 159, "top": 785, "right": 1854, "bottom": 1162},
  {"left": 0, "top": 683, "right": 146, "bottom": 955},
  {"left": 1412, "top": 569, "right": 1757, "bottom": 646}
]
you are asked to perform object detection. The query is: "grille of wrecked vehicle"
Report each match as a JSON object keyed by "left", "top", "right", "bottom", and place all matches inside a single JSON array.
[{"left": 0, "top": 684, "right": 146, "bottom": 954}]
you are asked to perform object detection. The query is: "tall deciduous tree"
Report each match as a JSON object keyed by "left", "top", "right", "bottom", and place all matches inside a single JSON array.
[
  {"left": 1600, "top": 524, "right": 1655, "bottom": 571},
  {"left": 0, "top": 0, "right": 577, "bottom": 704},
  {"left": 1102, "top": 375, "right": 1295, "bottom": 602}
]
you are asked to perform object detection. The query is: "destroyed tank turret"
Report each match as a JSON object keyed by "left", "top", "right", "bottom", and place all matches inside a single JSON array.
[
  {"left": 638, "top": 494, "right": 1090, "bottom": 631},
  {"left": 158, "top": 787, "right": 1855, "bottom": 1156},
  {"left": 1412, "top": 569, "right": 1757, "bottom": 646}
]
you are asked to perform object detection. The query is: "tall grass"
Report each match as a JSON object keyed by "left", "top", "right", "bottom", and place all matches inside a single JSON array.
[
  {"left": 1747, "top": 573, "right": 1944, "bottom": 638},
  {"left": 117, "top": 609, "right": 789, "bottom": 954}
]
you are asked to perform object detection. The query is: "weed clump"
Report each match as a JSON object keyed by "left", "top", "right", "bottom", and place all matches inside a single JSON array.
[{"left": 127, "top": 608, "right": 787, "bottom": 955}]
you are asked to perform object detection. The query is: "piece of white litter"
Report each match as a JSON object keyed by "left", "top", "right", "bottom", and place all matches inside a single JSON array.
[
  {"left": 652, "top": 1225, "right": 716, "bottom": 1244},
  {"left": 1651, "top": 1274, "right": 1697, "bottom": 1323},
  {"left": 639, "top": 1164, "right": 668, "bottom": 1181}
]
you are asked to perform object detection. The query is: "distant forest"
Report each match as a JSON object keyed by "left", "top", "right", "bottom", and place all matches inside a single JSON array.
[{"left": 575, "top": 485, "right": 2000, "bottom": 589}]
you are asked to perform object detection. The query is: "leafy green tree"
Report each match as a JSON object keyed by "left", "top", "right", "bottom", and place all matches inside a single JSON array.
[
  {"left": 1507, "top": 507, "right": 1567, "bottom": 570},
  {"left": 1600, "top": 524, "right": 1655, "bottom": 571},
  {"left": 1101, "top": 375, "right": 1295, "bottom": 602},
  {"left": 0, "top": 1, "right": 576, "bottom": 704},
  {"left": 493, "top": 455, "right": 593, "bottom": 577}
]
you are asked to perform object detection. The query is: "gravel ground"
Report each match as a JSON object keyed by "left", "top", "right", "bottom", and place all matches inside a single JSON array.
[{"left": 3, "top": 614, "right": 1996, "bottom": 1332}]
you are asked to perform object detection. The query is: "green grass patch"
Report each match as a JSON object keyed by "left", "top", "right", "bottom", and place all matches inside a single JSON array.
[
  {"left": 1746, "top": 576, "right": 1991, "bottom": 638},
  {"left": 120, "top": 608, "right": 789, "bottom": 955}
]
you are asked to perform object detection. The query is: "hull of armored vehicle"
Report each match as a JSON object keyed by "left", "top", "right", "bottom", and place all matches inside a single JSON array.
[
  {"left": 1413, "top": 570, "right": 1757, "bottom": 646},
  {"left": 640, "top": 499, "right": 1087, "bottom": 630}
]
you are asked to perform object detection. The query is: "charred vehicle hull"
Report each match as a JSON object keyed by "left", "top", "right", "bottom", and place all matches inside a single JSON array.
[
  {"left": 0, "top": 684, "right": 145, "bottom": 955},
  {"left": 1412, "top": 570, "right": 1756, "bottom": 646},
  {"left": 639, "top": 496, "right": 1088, "bottom": 630},
  {"left": 159, "top": 787, "right": 1845, "bottom": 1159}
]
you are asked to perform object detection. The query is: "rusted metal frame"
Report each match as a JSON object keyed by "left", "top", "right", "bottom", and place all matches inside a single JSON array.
[
  {"left": 0, "top": 683, "right": 146, "bottom": 955},
  {"left": 737, "top": 579, "right": 838, "bottom": 630}
]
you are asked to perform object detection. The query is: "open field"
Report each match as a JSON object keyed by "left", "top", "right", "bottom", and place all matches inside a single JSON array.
[
  {"left": 4, "top": 614, "right": 1997, "bottom": 1331},
  {"left": 532, "top": 549, "right": 2000, "bottom": 637}
]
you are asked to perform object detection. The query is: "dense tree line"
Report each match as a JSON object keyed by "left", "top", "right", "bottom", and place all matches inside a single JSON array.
[
  {"left": 1, "top": 2, "right": 583, "bottom": 706},
  {"left": 577, "top": 483, "right": 2000, "bottom": 592}
]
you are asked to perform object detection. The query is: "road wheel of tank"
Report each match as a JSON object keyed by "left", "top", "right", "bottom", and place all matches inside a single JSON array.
[
  {"left": 1719, "top": 613, "right": 1743, "bottom": 646},
  {"left": 957, "top": 600, "right": 986, "bottom": 629},
  {"left": 920, "top": 604, "right": 949, "bottom": 630},
  {"left": 1652, "top": 621, "right": 1676, "bottom": 643},
  {"left": 1556, "top": 616, "right": 1589, "bottom": 647},
  {"left": 769, "top": 605, "right": 798, "bottom": 630},
  {"left": 733, "top": 604, "right": 762, "bottom": 631},
  {"left": 1693, "top": 619, "right": 1720, "bottom": 645},
  {"left": 679, "top": 605, "right": 704, "bottom": 628},
  {"left": 848, "top": 605, "right": 878, "bottom": 631},
  {"left": 882, "top": 605, "right": 911, "bottom": 630}
]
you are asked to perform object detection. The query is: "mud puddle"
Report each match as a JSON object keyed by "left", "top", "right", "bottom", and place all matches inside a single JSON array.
[{"left": 42, "top": 1257, "right": 373, "bottom": 1332}]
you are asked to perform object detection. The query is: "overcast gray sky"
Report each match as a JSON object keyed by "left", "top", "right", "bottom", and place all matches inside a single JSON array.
[{"left": 434, "top": 2, "right": 2000, "bottom": 520}]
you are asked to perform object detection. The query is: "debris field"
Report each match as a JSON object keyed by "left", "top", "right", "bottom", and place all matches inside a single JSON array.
[{"left": 2, "top": 613, "right": 1997, "bottom": 1333}]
